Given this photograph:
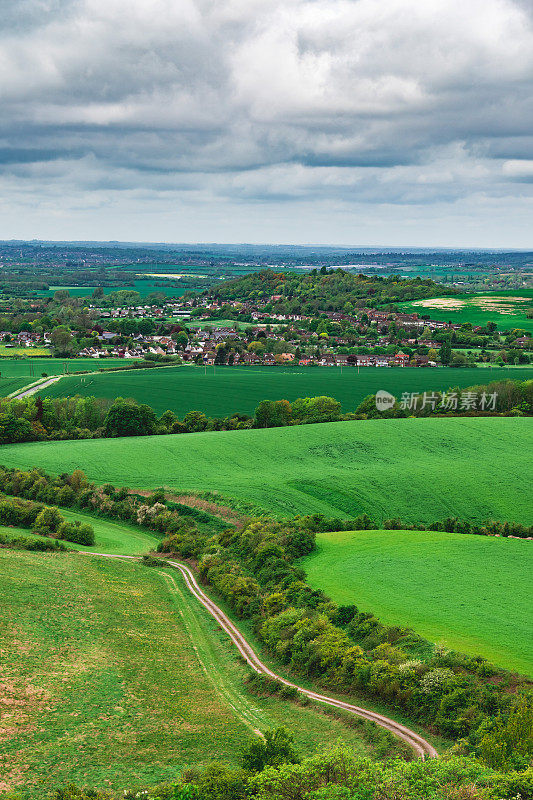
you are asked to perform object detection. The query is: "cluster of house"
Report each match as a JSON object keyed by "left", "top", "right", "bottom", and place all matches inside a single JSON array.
[
  {"left": 93, "top": 303, "right": 187, "bottom": 319},
  {"left": 5, "top": 292, "right": 531, "bottom": 367},
  {"left": 1, "top": 331, "right": 43, "bottom": 347}
]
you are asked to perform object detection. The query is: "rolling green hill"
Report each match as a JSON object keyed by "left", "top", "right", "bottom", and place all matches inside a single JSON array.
[
  {"left": 301, "top": 529, "right": 533, "bottom": 675},
  {"left": 36, "top": 364, "right": 533, "bottom": 417},
  {"left": 1, "top": 417, "right": 531, "bottom": 522}
]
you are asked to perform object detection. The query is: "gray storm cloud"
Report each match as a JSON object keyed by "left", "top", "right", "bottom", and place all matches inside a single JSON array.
[{"left": 0, "top": 0, "right": 532, "bottom": 244}]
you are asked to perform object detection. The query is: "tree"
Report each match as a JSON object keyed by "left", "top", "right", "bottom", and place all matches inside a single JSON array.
[
  {"left": 254, "top": 400, "right": 292, "bottom": 428},
  {"left": 50, "top": 325, "right": 75, "bottom": 356},
  {"left": 242, "top": 727, "right": 300, "bottom": 773},
  {"left": 175, "top": 331, "right": 188, "bottom": 349},
  {"left": 104, "top": 400, "right": 157, "bottom": 437},
  {"left": 33, "top": 506, "right": 63, "bottom": 536},
  {"left": 291, "top": 396, "right": 341, "bottom": 423},
  {"left": 53, "top": 289, "right": 71, "bottom": 304},
  {"left": 57, "top": 520, "right": 95, "bottom": 545},
  {"left": 182, "top": 410, "right": 209, "bottom": 432},
  {"left": 0, "top": 413, "right": 36, "bottom": 444},
  {"left": 438, "top": 338, "right": 452, "bottom": 365},
  {"left": 450, "top": 352, "right": 467, "bottom": 367}
]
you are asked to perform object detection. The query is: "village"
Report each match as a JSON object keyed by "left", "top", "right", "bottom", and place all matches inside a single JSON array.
[{"left": 2, "top": 289, "right": 530, "bottom": 368}]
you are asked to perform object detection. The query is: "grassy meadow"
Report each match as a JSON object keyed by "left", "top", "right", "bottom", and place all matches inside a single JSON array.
[
  {"left": 1, "top": 417, "right": 531, "bottom": 523},
  {"left": 399, "top": 290, "right": 533, "bottom": 332},
  {"left": 0, "top": 548, "right": 373, "bottom": 797},
  {"left": 301, "top": 529, "right": 533, "bottom": 676},
  {"left": 35, "top": 364, "right": 533, "bottom": 417}
]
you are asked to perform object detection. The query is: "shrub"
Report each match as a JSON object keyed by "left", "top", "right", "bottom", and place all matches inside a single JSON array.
[
  {"left": 33, "top": 506, "right": 63, "bottom": 536},
  {"left": 57, "top": 521, "right": 95, "bottom": 546}
]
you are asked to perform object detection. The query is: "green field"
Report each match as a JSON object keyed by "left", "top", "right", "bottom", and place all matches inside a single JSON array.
[
  {"left": 0, "top": 346, "right": 51, "bottom": 357},
  {"left": 0, "top": 508, "right": 160, "bottom": 555},
  {"left": 34, "top": 278, "right": 191, "bottom": 299},
  {"left": 0, "top": 376, "right": 33, "bottom": 396},
  {"left": 0, "top": 546, "right": 373, "bottom": 796},
  {"left": 399, "top": 290, "right": 533, "bottom": 332},
  {"left": 1, "top": 417, "right": 531, "bottom": 523},
  {"left": 0, "top": 357, "right": 128, "bottom": 379},
  {"left": 36, "top": 364, "right": 533, "bottom": 418},
  {"left": 301, "top": 530, "right": 533, "bottom": 675},
  {"left": 186, "top": 318, "right": 258, "bottom": 329}
]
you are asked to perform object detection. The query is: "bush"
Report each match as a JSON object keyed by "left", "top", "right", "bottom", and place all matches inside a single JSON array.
[
  {"left": 33, "top": 506, "right": 63, "bottom": 536},
  {"left": 242, "top": 728, "right": 300, "bottom": 773},
  {"left": 56, "top": 520, "right": 95, "bottom": 546}
]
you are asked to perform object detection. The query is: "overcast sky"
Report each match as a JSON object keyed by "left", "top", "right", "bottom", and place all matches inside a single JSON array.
[{"left": 1, "top": 0, "right": 532, "bottom": 247}]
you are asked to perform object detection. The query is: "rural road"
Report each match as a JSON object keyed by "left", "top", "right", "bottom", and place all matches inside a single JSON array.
[
  {"left": 85, "top": 551, "right": 438, "bottom": 759},
  {"left": 11, "top": 376, "right": 61, "bottom": 398}
]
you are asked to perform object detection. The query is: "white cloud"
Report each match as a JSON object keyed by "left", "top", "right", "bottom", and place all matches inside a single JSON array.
[{"left": 0, "top": 0, "right": 532, "bottom": 243}]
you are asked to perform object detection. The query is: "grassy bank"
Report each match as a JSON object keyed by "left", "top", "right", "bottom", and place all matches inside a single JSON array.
[{"left": 0, "top": 550, "right": 375, "bottom": 797}]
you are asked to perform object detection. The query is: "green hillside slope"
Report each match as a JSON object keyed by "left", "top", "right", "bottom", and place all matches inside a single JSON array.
[
  {"left": 301, "top": 530, "right": 533, "bottom": 675},
  {"left": 1, "top": 417, "right": 531, "bottom": 522}
]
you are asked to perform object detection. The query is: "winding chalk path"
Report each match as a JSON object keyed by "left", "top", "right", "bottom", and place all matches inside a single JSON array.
[{"left": 85, "top": 551, "right": 438, "bottom": 759}]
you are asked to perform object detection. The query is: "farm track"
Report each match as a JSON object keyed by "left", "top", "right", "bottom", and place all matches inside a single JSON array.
[
  {"left": 9, "top": 376, "right": 61, "bottom": 398},
  {"left": 85, "top": 551, "right": 438, "bottom": 759}
]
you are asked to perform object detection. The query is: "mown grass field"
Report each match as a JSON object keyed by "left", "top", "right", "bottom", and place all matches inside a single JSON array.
[
  {"left": 301, "top": 530, "right": 533, "bottom": 676},
  {"left": 399, "top": 289, "right": 533, "bottom": 332},
  {"left": 0, "top": 548, "right": 373, "bottom": 797},
  {"left": 36, "top": 364, "right": 533, "bottom": 417},
  {"left": 1, "top": 417, "right": 531, "bottom": 523}
]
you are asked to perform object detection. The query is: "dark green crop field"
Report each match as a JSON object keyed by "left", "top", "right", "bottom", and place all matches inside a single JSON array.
[
  {"left": 0, "top": 376, "right": 32, "bottom": 397},
  {"left": 36, "top": 364, "right": 533, "bottom": 417},
  {"left": 301, "top": 530, "right": 533, "bottom": 675},
  {"left": 0, "top": 357, "right": 127, "bottom": 379},
  {"left": 1, "top": 417, "right": 531, "bottom": 522}
]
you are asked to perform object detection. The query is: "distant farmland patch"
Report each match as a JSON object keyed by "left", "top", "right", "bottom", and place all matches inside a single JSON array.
[
  {"left": 1, "top": 417, "right": 531, "bottom": 523},
  {"left": 301, "top": 529, "right": 533, "bottom": 675},
  {"left": 399, "top": 290, "right": 533, "bottom": 331}
]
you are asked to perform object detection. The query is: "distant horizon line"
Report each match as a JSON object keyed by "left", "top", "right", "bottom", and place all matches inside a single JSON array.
[{"left": 1, "top": 239, "right": 532, "bottom": 253}]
